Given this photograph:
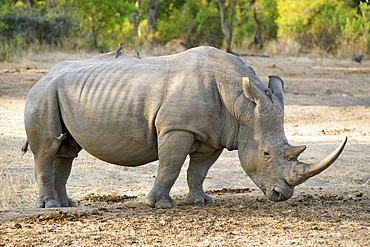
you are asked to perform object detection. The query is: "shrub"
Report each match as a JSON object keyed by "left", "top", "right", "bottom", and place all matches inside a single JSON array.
[
  {"left": 157, "top": 1, "right": 223, "bottom": 48},
  {"left": 276, "top": 0, "right": 370, "bottom": 55},
  {"left": 0, "top": 6, "right": 74, "bottom": 46},
  {"left": 0, "top": 33, "right": 25, "bottom": 61},
  {"left": 339, "top": 1, "right": 370, "bottom": 56}
]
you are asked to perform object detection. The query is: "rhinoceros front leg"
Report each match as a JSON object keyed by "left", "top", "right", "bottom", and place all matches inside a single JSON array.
[
  {"left": 185, "top": 149, "right": 223, "bottom": 205},
  {"left": 145, "top": 131, "right": 194, "bottom": 208}
]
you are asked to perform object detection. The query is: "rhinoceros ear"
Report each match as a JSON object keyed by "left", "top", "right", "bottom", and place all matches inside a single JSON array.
[
  {"left": 242, "top": 76, "right": 265, "bottom": 104},
  {"left": 242, "top": 76, "right": 268, "bottom": 104},
  {"left": 268, "top": 76, "right": 284, "bottom": 99},
  {"left": 242, "top": 77, "right": 254, "bottom": 102}
]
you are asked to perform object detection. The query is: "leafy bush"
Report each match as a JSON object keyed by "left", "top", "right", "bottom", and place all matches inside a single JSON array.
[
  {"left": 276, "top": 0, "right": 370, "bottom": 54},
  {"left": 234, "top": 0, "right": 278, "bottom": 48},
  {"left": 339, "top": 1, "right": 370, "bottom": 56},
  {"left": 307, "top": 1, "right": 354, "bottom": 52},
  {"left": 71, "top": 0, "right": 138, "bottom": 51},
  {"left": 157, "top": 0, "right": 223, "bottom": 48},
  {"left": 0, "top": 6, "right": 74, "bottom": 46},
  {"left": 0, "top": 34, "right": 25, "bottom": 61}
]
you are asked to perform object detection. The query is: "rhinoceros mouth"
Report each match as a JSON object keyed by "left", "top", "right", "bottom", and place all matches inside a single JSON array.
[{"left": 266, "top": 185, "right": 294, "bottom": 202}]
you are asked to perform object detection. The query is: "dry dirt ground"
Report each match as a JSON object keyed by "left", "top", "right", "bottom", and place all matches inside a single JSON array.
[{"left": 0, "top": 51, "right": 369, "bottom": 246}]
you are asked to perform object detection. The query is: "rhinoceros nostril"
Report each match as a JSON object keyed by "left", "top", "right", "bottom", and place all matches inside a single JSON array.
[
  {"left": 266, "top": 188, "right": 282, "bottom": 201},
  {"left": 271, "top": 189, "right": 282, "bottom": 201}
]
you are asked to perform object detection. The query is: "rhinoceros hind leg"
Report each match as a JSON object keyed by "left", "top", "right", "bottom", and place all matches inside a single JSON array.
[
  {"left": 53, "top": 157, "right": 78, "bottom": 207},
  {"left": 54, "top": 136, "right": 81, "bottom": 207},
  {"left": 146, "top": 131, "right": 194, "bottom": 208},
  {"left": 185, "top": 149, "right": 223, "bottom": 205},
  {"left": 35, "top": 135, "right": 81, "bottom": 208},
  {"left": 34, "top": 153, "right": 61, "bottom": 208},
  {"left": 35, "top": 155, "right": 78, "bottom": 208}
]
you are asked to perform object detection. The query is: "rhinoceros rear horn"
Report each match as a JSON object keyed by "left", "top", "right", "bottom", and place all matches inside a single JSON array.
[{"left": 287, "top": 137, "right": 348, "bottom": 186}]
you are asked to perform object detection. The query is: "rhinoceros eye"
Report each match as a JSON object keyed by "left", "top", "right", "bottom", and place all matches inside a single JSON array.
[
  {"left": 262, "top": 148, "right": 272, "bottom": 161},
  {"left": 265, "top": 89, "right": 272, "bottom": 99},
  {"left": 263, "top": 149, "right": 271, "bottom": 157}
]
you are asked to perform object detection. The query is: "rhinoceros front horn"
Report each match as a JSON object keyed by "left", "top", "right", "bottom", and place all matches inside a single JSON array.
[{"left": 287, "top": 137, "right": 348, "bottom": 186}]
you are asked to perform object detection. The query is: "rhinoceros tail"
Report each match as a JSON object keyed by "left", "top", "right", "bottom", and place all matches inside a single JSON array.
[{"left": 21, "top": 140, "right": 29, "bottom": 155}]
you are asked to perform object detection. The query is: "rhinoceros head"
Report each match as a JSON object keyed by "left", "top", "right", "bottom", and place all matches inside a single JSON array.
[{"left": 237, "top": 76, "right": 347, "bottom": 202}]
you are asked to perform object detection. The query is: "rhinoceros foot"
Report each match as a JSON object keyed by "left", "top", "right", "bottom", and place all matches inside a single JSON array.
[
  {"left": 60, "top": 199, "right": 78, "bottom": 207},
  {"left": 145, "top": 193, "right": 174, "bottom": 209},
  {"left": 184, "top": 191, "right": 215, "bottom": 205},
  {"left": 37, "top": 197, "right": 61, "bottom": 208},
  {"left": 38, "top": 197, "right": 77, "bottom": 208}
]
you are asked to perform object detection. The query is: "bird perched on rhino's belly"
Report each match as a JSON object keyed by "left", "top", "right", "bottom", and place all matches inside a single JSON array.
[{"left": 115, "top": 42, "right": 124, "bottom": 58}]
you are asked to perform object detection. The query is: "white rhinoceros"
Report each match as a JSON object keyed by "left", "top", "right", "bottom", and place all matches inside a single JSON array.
[{"left": 24, "top": 46, "right": 347, "bottom": 208}]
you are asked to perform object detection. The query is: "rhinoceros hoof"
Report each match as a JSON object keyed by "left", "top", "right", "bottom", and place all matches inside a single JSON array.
[
  {"left": 184, "top": 192, "right": 215, "bottom": 205},
  {"left": 145, "top": 195, "right": 174, "bottom": 208},
  {"left": 38, "top": 198, "right": 61, "bottom": 208},
  {"left": 155, "top": 200, "right": 174, "bottom": 209},
  {"left": 60, "top": 199, "right": 78, "bottom": 207}
]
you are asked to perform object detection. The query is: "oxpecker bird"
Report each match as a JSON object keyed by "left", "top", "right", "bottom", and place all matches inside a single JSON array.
[
  {"left": 134, "top": 48, "right": 140, "bottom": 59},
  {"left": 354, "top": 55, "right": 363, "bottom": 63},
  {"left": 115, "top": 42, "right": 124, "bottom": 58}
]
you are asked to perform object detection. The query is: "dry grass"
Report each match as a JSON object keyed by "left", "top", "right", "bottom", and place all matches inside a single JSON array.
[
  {"left": 263, "top": 38, "right": 302, "bottom": 56},
  {"left": 0, "top": 160, "right": 37, "bottom": 209},
  {"left": 0, "top": 137, "right": 37, "bottom": 209},
  {"left": 237, "top": 38, "right": 365, "bottom": 59},
  {"left": 1, "top": 50, "right": 101, "bottom": 70}
]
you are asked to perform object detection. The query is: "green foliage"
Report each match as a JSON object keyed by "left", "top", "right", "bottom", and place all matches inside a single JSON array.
[
  {"left": 276, "top": 0, "right": 309, "bottom": 38},
  {"left": 0, "top": 0, "right": 368, "bottom": 59},
  {"left": 307, "top": 1, "right": 354, "bottom": 51},
  {"left": 71, "top": 0, "right": 138, "bottom": 50},
  {"left": 276, "top": 0, "right": 369, "bottom": 53},
  {"left": 234, "top": 0, "right": 278, "bottom": 46},
  {"left": 157, "top": 0, "right": 223, "bottom": 47},
  {"left": 0, "top": 34, "right": 25, "bottom": 61},
  {"left": 0, "top": 5, "right": 74, "bottom": 45},
  {"left": 340, "top": 1, "right": 370, "bottom": 53},
  {"left": 257, "top": 0, "right": 279, "bottom": 40}
]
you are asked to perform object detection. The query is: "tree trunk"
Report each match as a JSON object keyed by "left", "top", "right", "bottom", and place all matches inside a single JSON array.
[
  {"left": 218, "top": 0, "right": 236, "bottom": 53},
  {"left": 49, "top": 0, "right": 58, "bottom": 7},
  {"left": 135, "top": 0, "right": 142, "bottom": 38},
  {"left": 147, "top": 0, "right": 159, "bottom": 43},
  {"left": 250, "top": 0, "right": 263, "bottom": 48},
  {"left": 22, "top": 0, "right": 34, "bottom": 7},
  {"left": 91, "top": 28, "right": 99, "bottom": 49}
]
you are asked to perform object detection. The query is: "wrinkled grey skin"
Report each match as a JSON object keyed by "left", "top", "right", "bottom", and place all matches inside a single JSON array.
[{"left": 24, "top": 46, "right": 346, "bottom": 208}]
